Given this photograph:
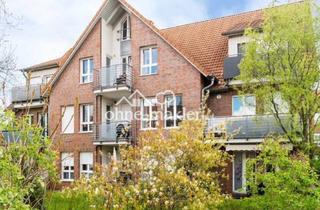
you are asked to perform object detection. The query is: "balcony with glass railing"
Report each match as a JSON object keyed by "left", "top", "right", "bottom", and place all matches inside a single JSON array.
[
  {"left": 207, "top": 115, "right": 290, "bottom": 140},
  {"left": 94, "top": 64, "right": 133, "bottom": 99},
  {"left": 11, "top": 84, "right": 45, "bottom": 108},
  {"left": 93, "top": 121, "right": 132, "bottom": 145}
]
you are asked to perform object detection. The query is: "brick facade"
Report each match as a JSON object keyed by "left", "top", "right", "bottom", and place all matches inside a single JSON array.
[
  {"left": 48, "top": 20, "right": 101, "bottom": 184},
  {"left": 131, "top": 15, "right": 204, "bottom": 131},
  {"left": 12, "top": 0, "right": 268, "bottom": 195}
]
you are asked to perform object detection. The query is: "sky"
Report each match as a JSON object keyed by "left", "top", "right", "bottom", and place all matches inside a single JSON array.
[{"left": 4, "top": 0, "right": 277, "bottom": 70}]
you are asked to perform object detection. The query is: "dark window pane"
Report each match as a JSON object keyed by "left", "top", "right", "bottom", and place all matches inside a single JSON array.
[
  {"left": 166, "top": 119, "right": 174, "bottom": 127},
  {"left": 63, "top": 172, "right": 69, "bottom": 179},
  {"left": 234, "top": 152, "right": 243, "bottom": 191},
  {"left": 82, "top": 164, "right": 87, "bottom": 171},
  {"left": 83, "top": 60, "right": 88, "bottom": 74}
]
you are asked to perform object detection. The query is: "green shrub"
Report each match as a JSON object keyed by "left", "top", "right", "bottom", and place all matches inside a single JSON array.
[
  {"left": 45, "top": 191, "right": 106, "bottom": 210},
  {"left": 218, "top": 194, "right": 320, "bottom": 210}
]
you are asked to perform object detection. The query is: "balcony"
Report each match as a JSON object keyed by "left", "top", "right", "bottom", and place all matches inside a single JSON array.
[
  {"left": 207, "top": 115, "right": 290, "bottom": 141},
  {"left": 223, "top": 54, "right": 244, "bottom": 80},
  {"left": 94, "top": 64, "right": 133, "bottom": 99},
  {"left": 93, "top": 121, "right": 132, "bottom": 145},
  {"left": 11, "top": 84, "right": 44, "bottom": 108}
]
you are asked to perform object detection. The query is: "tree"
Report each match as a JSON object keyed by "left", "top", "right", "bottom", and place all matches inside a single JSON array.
[
  {"left": 218, "top": 139, "right": 320, "bottom": 210},
  {"left": 239, "top": 0, "right": 320, "bottom": 159},
  {"left": 0, "top": 111, "right": 56, "bottom": 209},
  {"left": 0, "top": 0, "right": 19, "bottom": 107},
  {"left": 45, "top": 120, "right": 230, "bottom": 210}
]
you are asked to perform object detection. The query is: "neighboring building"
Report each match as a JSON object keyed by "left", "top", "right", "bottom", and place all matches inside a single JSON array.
[{"left": 9, "top": 0, "right": 298, "bottom": 196}]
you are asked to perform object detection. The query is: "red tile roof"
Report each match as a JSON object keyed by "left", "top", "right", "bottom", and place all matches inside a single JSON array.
[
  {"left": 161, "top": 10, "right": 263, "bottom": 79},
  {"left": 25, "top": 58, "right": 60, "bottom": 71}
]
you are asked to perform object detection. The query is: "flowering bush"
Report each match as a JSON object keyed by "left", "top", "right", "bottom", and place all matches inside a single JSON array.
[{"left": 47, "top": 120, "right": 230, "bottom": 209}]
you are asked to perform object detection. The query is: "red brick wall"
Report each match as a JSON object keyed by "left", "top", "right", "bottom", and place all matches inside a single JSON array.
[
  {"left": 130, "top": 15, "right": 204, "bottom": 132},
  {"left": 207, "top": 89, "right": 237, "bottom": 117},
  {"left": 48, "top": 20, "right": 101, "bottom": 182}
]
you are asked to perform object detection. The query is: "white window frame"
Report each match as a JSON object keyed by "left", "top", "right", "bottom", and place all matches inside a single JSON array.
[
  {"left": 120, "top": 15, "right": 131, "bottom": 41},
  {"left": 80, "top": 152, "right": 94, "bottom": 179},
  {"left": 232, "top": 95, "right": 256, "bottom": 116},
  {"left": 80, "top": 104, "right": 94, "bottom": 133},
  {"left": 232, "top": 152, "right": 247, "bottom": 193},
  {"left": 164, "top": 95, "right": 183, "bottom": 128},
  {"left": 140, "top": 98, "right": 158, "bottom": 130},
  {"left": 80, "top": 58, "right": 94, "bottom": 84},
  {"left": 61, "top": 153, "right": 74, "bottom": 182},
  {"left": 140, "top": 47, "right": 158, "bottom": 75}
]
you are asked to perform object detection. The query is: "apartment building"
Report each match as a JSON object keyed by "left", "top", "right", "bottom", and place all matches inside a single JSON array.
[{"left": 10, "top": 0, "right": 290, "bottom": 196}]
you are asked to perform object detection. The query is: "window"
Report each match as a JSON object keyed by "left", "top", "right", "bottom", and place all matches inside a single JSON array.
[
  {"left": 106, "top": 105, "right": 111, "bottom": 124},
  {"left": 80, "top": 152, "right": 93, "bottom": 179},
  {"left": 233, "top": 152, "right": 246, "bottom": 193},
  {"left": 141, "top": 47, "right": 158, "bottom": 75},
  {"left": 42, "top": 74, "right": 53, "bottom": 84},
  {"left": 106, "top": 56, "right": 111, "bottom": 68},
  {"left": 38, "top": 113, "right": 48, "bottom": 136},
  {"left": 121, "top": 16, "right": 130, "bottom": 40},
  {"left": 237, "top": 43, "right": 246, "bottom": 55},
  {"left": 232, "top": 95, "right": 256, "bottom": 116},
  {"left": 61, "top": 153, "right": 74, "bottom": 181},
  {"left": 80, "top": 104, "right": 94, "bottom": 132},
  {"left": 165, "top": 95, "right": 183, "bottom": 128},
  {"left": 141, "top": 98, "right": 158, "bottom": 129},
  {"left": 61, "top": 106, "right": 74, "bottom": 134},
  {"left": 81, "top": 58, "right": 94, "bottom": 83},
  {"left": 26, "top": 115, "right": 34, "bottom": 125},
  {"left": 269, "top": 93, "right": 289, "bottom": 114}
]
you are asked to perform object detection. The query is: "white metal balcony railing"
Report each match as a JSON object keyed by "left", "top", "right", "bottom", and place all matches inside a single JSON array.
[
  {"left": 207, "top": 115, "right": 290, "bottom": 139},
  {"left": 11, "top": 84, "right": 43, "bottom": 103},
  {"left": 94, "top": 121, "right": 132, "bottom": 143},
  {"left": 94, "top": 64, "right": 132, "bottom": 90}
]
